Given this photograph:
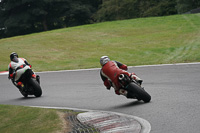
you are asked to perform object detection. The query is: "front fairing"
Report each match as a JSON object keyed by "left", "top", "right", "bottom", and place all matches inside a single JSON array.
[{"left": 14, "top": 65, "right": 31, "bottom": 81}]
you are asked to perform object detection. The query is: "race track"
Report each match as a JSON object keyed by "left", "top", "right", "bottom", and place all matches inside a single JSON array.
[{"left": 1, "top": 63, "right": 200, "bottom": 133}]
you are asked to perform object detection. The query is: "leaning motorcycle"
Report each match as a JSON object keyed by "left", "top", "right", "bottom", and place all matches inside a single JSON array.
[
  {"left": 118, "top": 74, "right": 151, "bottom": 103},
  {"left": 12, "top": 68, "right": 42, "bottom": 98}
]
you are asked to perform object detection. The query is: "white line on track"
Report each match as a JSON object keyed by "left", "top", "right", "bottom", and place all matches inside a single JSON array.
[
  {"left": 1, "top": 62, "right": 200, "bottom": 75},
  {"left": 38, "top": 62, "right": 200, "bottom": 74}
]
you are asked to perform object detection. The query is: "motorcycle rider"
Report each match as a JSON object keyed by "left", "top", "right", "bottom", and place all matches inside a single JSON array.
[
  {"left": 100, "top": 56, "right": 143, "bottom": 97},
  {"left": 8, "top": 52, "right": 39, "bottom": 90}
]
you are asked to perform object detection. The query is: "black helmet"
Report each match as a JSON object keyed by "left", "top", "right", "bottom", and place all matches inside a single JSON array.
[{"left": 10, "top": 52, "right": 18, "bottom": 61}]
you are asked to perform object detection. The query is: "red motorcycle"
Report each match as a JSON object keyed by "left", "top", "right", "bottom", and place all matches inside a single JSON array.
[{"left": 118, "top": 74, "right": 151, "bottom": 103}]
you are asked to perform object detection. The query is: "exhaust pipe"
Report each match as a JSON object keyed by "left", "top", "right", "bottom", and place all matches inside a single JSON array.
[{"left": 119, "top": 74, "right": 125, "bottom": 80}]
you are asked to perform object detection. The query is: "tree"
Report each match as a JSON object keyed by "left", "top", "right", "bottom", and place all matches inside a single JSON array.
[
  {"left": 0, "top": 1, "right": 6, "bottom": 38},
  {"left": 0, "top": 0, "right": 49, "bottom": 37},
  {"left": 93, "top": 0, "right": 177, "bottom": 22},
  {"left": 63, "top": 0, "right": 94, "bottom": 27},
  {"left": 176, "top": 0, "right": 200, "bottom": 14},
  {"left": 141, "top": 0, "right": 177, "bottom": 17},
  {"left": 0, "top": 0, "right": 100, "bottom": 38},
  {"left": 93, "top": 0, "right": 141, "bottom": 22}
]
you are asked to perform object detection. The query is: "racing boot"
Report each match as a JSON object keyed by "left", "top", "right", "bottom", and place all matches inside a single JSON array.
[{"left": 119, "top": 89, "right": 128, "bottom": 96}]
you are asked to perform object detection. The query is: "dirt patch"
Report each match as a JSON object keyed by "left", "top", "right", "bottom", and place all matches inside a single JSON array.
[{"left": 56, "top": 111, "right": 72, "bottom": 133}]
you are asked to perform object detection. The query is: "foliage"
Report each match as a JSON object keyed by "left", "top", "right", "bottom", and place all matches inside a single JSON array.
[
  {"left": 176, "top": 0, "right": 200, "bottom": 14},
  {"left": 0, "top": 0, "right": 200, "bottom": 38},
  {"left": 0, "top": 0, "right": 98, "bottom": 38},
  {"left": 141, "top": 0, "right": 177, "bottom": 17},
  {"left": 93, "top": 0, "right": 178, "bottom": 22}
]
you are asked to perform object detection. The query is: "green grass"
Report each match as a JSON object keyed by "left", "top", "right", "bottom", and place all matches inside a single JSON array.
[
  {"left": 0, "top": 104, "right": 64, "bottom": 133},
  {"left": 1, "top": 13, "right": 200, "bottom": 72}
]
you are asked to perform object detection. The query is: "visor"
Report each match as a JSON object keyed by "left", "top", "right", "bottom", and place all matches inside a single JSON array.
[{"left": 12, "top": 56, "right": 19, "bottom": 63}]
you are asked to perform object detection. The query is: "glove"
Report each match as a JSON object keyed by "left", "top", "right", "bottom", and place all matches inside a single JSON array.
[
  {"left": 119, "top": 64, "right": 128, "bottom": 71},
  {"left": 8, "top": 72, "right": 15, "bottom": 79}
]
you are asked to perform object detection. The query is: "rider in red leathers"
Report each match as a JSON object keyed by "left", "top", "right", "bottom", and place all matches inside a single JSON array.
[{"left": 100, "top": 56, "right": 143, "bottom": 98}]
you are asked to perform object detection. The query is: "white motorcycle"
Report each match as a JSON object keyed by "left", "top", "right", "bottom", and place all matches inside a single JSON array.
[{"left": 11, "top": 65, "right": 42, "bottom": 98}]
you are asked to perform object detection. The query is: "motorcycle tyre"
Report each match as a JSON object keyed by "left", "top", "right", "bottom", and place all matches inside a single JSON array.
[
  {"left": 127, "top": 82, "right": 151, "bottom": 103},
  {"left": 20, "top": 91, "right": 28, "bottom": 98},
  {"left": 28, "top": 78, "right": 42, "bottom": 97}
]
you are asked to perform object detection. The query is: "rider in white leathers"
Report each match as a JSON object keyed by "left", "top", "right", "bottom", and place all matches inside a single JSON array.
[{"left": 8, "top": 52, "right": 39, "bottom": 90}]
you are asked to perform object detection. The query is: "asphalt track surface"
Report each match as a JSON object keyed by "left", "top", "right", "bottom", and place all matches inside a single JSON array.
[{"left": 1, "top": 63, "right": 200, "bottom": 133}]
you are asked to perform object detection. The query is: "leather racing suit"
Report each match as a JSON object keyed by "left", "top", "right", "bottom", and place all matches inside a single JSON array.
[
  {"left": 8, "top": 58, "right": 33, "bottom": 87},
  {"left": 100, "top": 61, "right": 138, "bottom": 95}
]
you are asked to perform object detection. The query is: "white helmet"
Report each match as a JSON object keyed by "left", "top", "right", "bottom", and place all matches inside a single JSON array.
[{"left": 100, "top": 56, "right": 110, "bottom": 66}]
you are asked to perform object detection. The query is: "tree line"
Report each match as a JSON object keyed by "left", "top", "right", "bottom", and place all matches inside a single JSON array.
[{"left": 0, "top": 0, "right": 200, "bottom": 39}]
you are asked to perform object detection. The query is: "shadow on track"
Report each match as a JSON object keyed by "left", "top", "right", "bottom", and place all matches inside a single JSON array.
[
  {"left": 108, "top": 100, "right": 146, "bottom": 110},
  {"left": 0, "top": 96, "right": 43, "bottom": 106},
  {"left": 8, "top": 96, "right": 42, "bottom": 102}
]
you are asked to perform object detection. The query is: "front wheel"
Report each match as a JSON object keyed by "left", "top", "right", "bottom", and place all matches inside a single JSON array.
[
  {"left": 20, "top": 90, "right": 28, "bottom": 98},
  {"left": 28, "top": 78, "right": 42, "bottom": 97},
  {"left": 127, "top": 83, "right": 151, "bottom": 103}
]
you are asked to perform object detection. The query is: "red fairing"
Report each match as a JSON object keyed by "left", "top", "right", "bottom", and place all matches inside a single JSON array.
[{"left": 102, "top": 61, "right": 131, "bottom": 90}]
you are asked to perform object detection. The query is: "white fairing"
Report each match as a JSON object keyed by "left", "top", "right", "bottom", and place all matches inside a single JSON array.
[
  {"left": 15, "top": 65, "right": 30, "bottom": 81},
  {"left": 9, "top": 58, "right": 31, "bottom": 81}
]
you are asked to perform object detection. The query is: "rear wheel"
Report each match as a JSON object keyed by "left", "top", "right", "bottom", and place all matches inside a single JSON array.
[
  {"left": 28, "top": 78, "right": 42, "bottom": 97},
  {"left": 127, "top": 83, "right": 151, "bottom": 103}
]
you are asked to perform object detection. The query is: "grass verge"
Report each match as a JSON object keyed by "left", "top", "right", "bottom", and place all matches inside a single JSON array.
[
  {"left": 0, "top": 104, "right": 72, "bottom": 133},
  {"left": 0, "top": 13, "right": 200, "bottom": 72}
]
